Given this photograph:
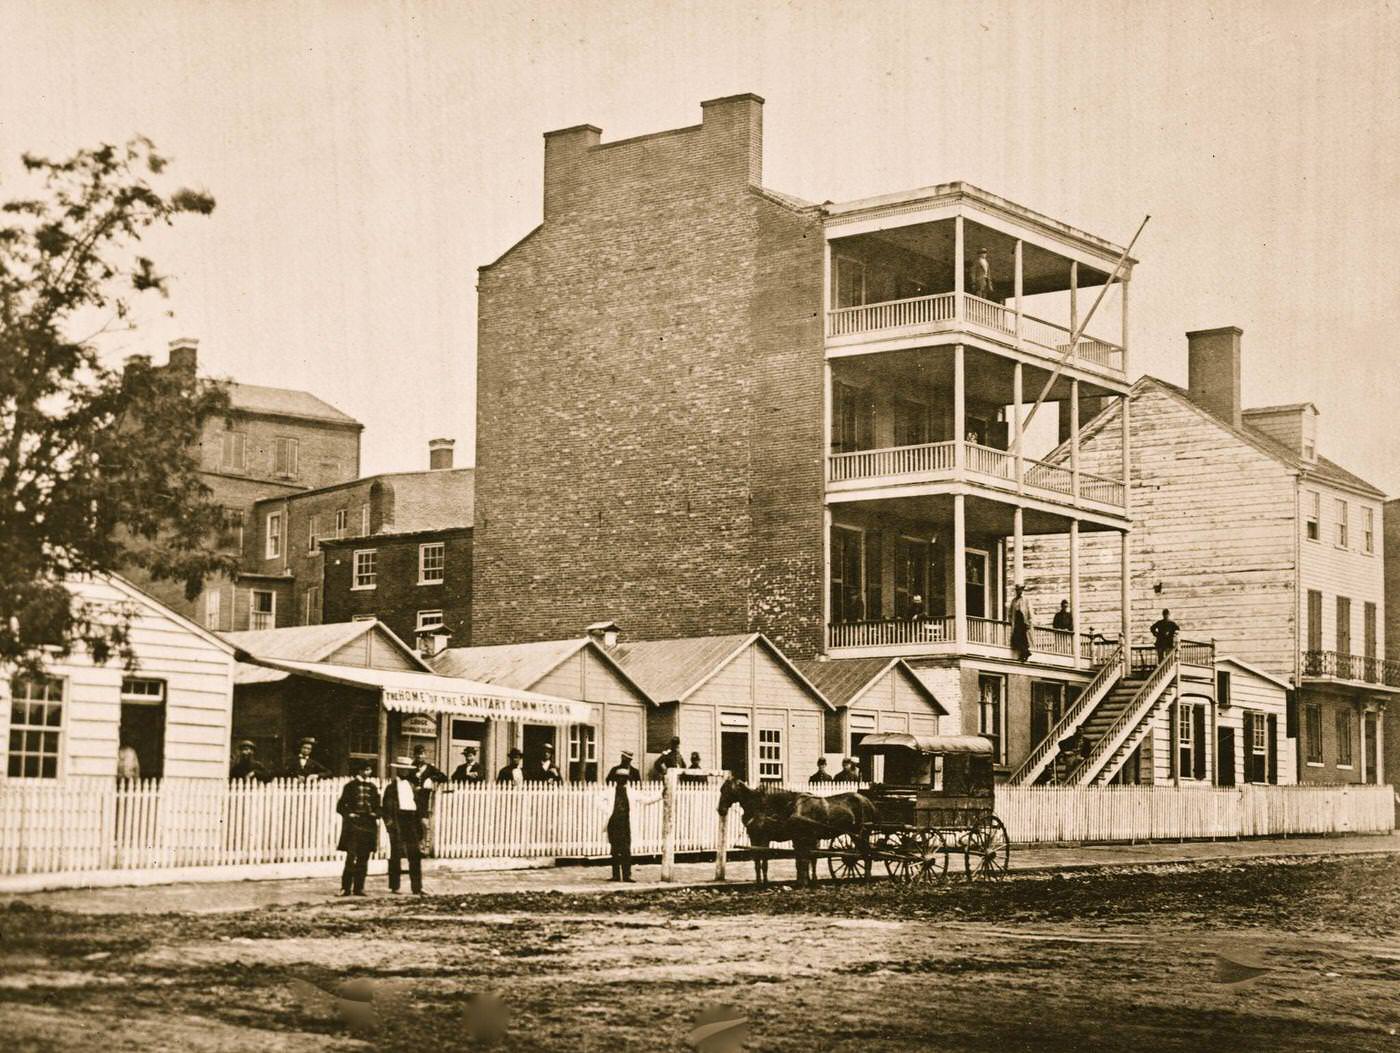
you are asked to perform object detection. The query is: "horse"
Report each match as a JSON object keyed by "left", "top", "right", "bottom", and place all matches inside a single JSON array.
[{"left": 717, "top": 777, "right": 876, "bottom": 886}]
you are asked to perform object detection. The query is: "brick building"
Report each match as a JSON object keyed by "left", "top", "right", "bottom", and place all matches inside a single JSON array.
[
  {"left": 247, "top": 439, "right": 474, "bottom": 645},
  {"left": 130, "top": 339, "right": 363, "bottom": 631},
  {"left": 473, "top": 95, "right": 1198, "bottom": 784}
]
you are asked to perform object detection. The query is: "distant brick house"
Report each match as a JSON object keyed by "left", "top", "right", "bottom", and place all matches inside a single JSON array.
[{"left": 128, "top": 339, "right": 364, "bottom": 632}]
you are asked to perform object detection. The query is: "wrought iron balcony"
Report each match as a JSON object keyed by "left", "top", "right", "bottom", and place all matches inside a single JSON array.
[{"left": 1302, "top": 649, "right": 1400, "bottom": 688}]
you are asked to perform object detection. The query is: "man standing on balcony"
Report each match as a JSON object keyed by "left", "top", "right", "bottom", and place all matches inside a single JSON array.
[
  {"left": 1009, "top": 584, "right": 1034, "bottom": 662},
  {"left": 1053, "top": 600, "right": 1073, "bottom": 631},
  {"left": 970, "top": 248, "right": 996, "bottom": 299},
  {"left": 1151, "top": 609, "right": 1180, "bottom": 663}
]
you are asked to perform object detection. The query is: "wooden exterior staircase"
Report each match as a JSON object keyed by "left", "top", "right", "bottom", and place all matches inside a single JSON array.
[
  {"left": 1007, "top": 644, "right": 1124, "bottom": 786},
  {"left": 1067, "top": 648, "right": 1182, "bottom": 786}
]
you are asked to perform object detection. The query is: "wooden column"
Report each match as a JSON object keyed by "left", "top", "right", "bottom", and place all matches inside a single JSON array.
[
  {"left": 1375, "top": 707, "right": 1385, "bottom": 785},
  {"left": 1069, "top": 260, "right": 1079, "bottom": 364},
  {"left": 376, "top": 702, "right": 389, "bottom": 781},
  {"left": 953, "top": 493, "right": 968, "bottom": 647},
  {"left": 1070, "top": 519, "right": 1082, "bottom": 669},
  {"left": 1013, "top": 506, "right": 1024, "bottom": 589},
  {"left": 1013, "top": 360, "right": 1024, "bottom": 491},
  {"left": 954, "top": 215, "right": 965, "bottom": 319},
  {"left": 1014, "top": 239, "right": 1024, "bottom": 343},
  {"left": 1121, "top": 276, "right": 1131, "bottom": 377},
  {"left": 953, "top": 344, "right": 966, "bottom": 470},
  {"left": 1121, "top": 392, "right": 1132, "bottom": 516},
  {"left": 1070, "top": 378, "right": 1080, "bottom": 502},
  {"left": 1120, "top": 529, "right": 1132, "bottom": 664}
]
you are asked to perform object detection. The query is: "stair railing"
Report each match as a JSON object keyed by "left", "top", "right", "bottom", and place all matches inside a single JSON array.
[
  {"left": 1069, "top": 646, "right": 1179, "bottom": 786},
  {"left": 1009, "top": 643, "right": 1124, "bottom": 785}
]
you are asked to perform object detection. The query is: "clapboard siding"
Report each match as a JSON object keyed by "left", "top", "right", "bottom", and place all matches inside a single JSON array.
[
  {"left": 528, "top": 649, "right": 650, "bottom": 779},
  {"left": 1023, "top": 383, "right": 1298, "bottom": 677},
  {"left": 831, "top": 665, "right": 943, "bottom": 757},
  {"left": 1299, "top": 482, "right": 1385, "bottom": 656},
  {"left": 1217, "top": 662, "right": 1294, "bottom": 785},
  {"left": 0, "top": 577, "right": 235, "bottom": 781},
  {"left": 325, "top": 631, "right": 421, "bottom": 671}
]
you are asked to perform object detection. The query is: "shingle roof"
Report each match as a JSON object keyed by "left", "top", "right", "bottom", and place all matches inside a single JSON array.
[
  {"left": 222, "top": 621, "right": 375, "bottom": 662},
  {"left": 793, "top": 657, "right": 946, "bottom": 713},
  {"left": 431, "top": 639, "right": 588, "bottom": 689},
  {"left": 609, "top": 634, "right": 756, "bottom": 704},
  {"left": 226, "top": 382, "right": 361, "bottom": 426}
]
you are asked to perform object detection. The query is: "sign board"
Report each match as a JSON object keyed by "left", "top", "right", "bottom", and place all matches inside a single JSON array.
[
  {"left": 400, "top": 715, "right": 438, "bottom": 738},
  {"left": 382, "top": 687, "right": 590, "bottom": 725}
]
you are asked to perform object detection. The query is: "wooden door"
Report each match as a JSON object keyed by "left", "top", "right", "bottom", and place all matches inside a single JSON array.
[{"left": 1216, "top": 726, "right": 1236, "bottom": 787}]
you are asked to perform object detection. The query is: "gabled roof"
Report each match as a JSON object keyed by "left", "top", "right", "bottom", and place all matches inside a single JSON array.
[
  {"left": 792, "top": 657, "right": 947, "bottom": 714},
  {"left": 225, "top": 382, "right": 361, "bottom": 427},
  {"left": 1217, "top": 655, "right": 1293, "bottom": 692},
  {"left": 610, "top": 633, "right": 833, "bottom": 709},
  {"left": 430, "top": 637, "right": 656, "bottom": 705},
  {"left": 100, "top": 574, "right": 236, "bottom": 655},
  {"left": 1066, "top": 377, "right": 1386, "bottom": 499},
  {"left": 222, "top": 620, "right": 430, "bottom": 671}
]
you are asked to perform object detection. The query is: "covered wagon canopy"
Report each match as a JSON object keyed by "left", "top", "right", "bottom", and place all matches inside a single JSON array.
[
  {"left": 244, "top": 657, "right": 592, "bottom": 725},
  {"left": 854, "top": 733, "right": 993, "bottom": 756}
]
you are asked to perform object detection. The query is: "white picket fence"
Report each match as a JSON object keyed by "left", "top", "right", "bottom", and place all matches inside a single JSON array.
[{"left": 0, "top": 778, "right": 1392, "bottom": 879}]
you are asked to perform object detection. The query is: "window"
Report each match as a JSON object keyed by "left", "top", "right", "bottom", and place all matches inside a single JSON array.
[
  {"left": 302, "top": 586, "right": 320, "bottom": 626},
  {"left": 978, "top": 674, "right": 1005, "bottom": 765},
  {"left": 1216, "top": 670, "right": 1231, "bottom": 709},
  {"left": 1304, "top": 703, "right": 1323, "bottom": 764},
  {"left": 1335, "top": 499, "right": 1348, "bottom": 548},
  {"left": 307, "top": 513, "right": 321, "bottom": 554},
  {"left": 1302, "top": 439, "right": 1315, "bottom": 461},
  {"left": 204, "top": 588, "right": 222, "bottom": 630},
  {"left": 220, "top": 429, "right": 246, "bottom": 472},
  {"left": 418, "top": 542, "right": 446, "bottom": 584},
  {"left": 1305, "top": 491, "right": 1319, "bottom": 541},
  {"left": 348, "top": 703, "right": 378, "bottom": 758},
  {"left": 834, "top": 256, "right": 866, "bottom": 308},
  {"left": 758, "top": 728, "right": 783, "bottom": 782},
  {"left": 334, "top": 509, "right": 348, "bottom": 538},
  {"left": 416, "top": 609, "right": 444, "bottom": 632},
  {"left": 273, "top": 437, "right": 299, "bottom": 479},
  {"left": 351, "top": 614, "right": 377, "bottom": 623},
  {"left": 568, "top": 725, "right": 597, "bottom": 782},
  {"left": 7, "top": 677, "right": 64, "bottom": 778},
  {"left": 265, "top": 512, "right": 283, "bottom": 559},
  {"left": 1251, "top": 715, "right": 1268, "bottom": 755},
  {"left": 1176, "top": 701, "right": 1207, "bottom": 780},
  {"left": 1364, "top": 602, "right": 1377, "bottom": 663},
  {"left": 831, "top": 382, "right": 875, "bottom": 454},
  {"left": 894, "top": 536, "right": 937, "bottom": 619},
  {"left": 1306, "top": 590, "right": 1322, "bottom": 652},
  {"left": 1363, "top": 507, "right": 1374, "bottom": 554},
  {"left": 830, "top": 525, "right": 880, "bottom": 623},
  {"left": 352, "top": 549, "right": 377, "bottom": 590},
  {"left": 121, "top": 678, "right": 165, "bottom": 703},
  {"left": 250, "top": 590, "right": 275, "bottom": 631},
  {"left": 218, "top": 508, "right": 245, "bottom": 551},
  {"left": 1335, "top": 710, "right": 1353, "bottom": 767},
  {"left": 1336, "top": 596, "right": 1351, "bottom": 657},
  {"left": 892, "top": 399, "right": 930, "bottom": 448},
  {"left": 1244, "top": 710, "right": 1273, "bottom": 784},
  {"left": 360, "top": 504, "right": 370, "bottom": 537}
]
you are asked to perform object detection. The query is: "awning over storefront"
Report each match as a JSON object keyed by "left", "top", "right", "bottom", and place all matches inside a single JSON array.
[{"left": 245, "top": 657, "right": 592, "bottom": 725}]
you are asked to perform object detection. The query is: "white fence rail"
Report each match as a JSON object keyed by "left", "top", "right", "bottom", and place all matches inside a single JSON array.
[{"left": 0, "top": 779, "right": 1391, "bottom": 879}]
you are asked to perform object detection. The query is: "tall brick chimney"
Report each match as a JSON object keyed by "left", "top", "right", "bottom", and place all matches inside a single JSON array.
[
  {"left": 700, "top": 93, "right": 764, "bottom": 186},
  {"left": 167, "top": 337, "right": 198, "bottom": 376},
  {"left": 1186, "top": 326, "right": 1243, "bottom": 429},
  {"left": 428, "top": 438, "right": 455, "bottom": 470},
  {"left": 542, "top": 123, "right": 601, "bottom": 219}
]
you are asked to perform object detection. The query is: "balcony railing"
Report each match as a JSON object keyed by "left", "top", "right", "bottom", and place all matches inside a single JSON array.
[
  {"left": 1130, "top": 639, "right": 1215, "bottom": 673},
  {"left": 827, "top": 616, "right": 955, "bottom": 649},
  {"left": 1303, "top": 649, "right": 1400, "bottom": 688},
  {"left": 823, "top": 290, "right": 1125, "bottom": 375},
  {"left": 828, "top": 617, "right": 1104, "bottom": 661},
  {"left": 968, "top": 616, "right": 1009, "bottom": 646},
  {"left": 828, "top": 440, "right": 955, "bottom": 483},
  {"left": 827, "top": 439, "right": 1126, "bottom": 509},
  {"left": 827, "top": 292, "right": 956, "bottom": 337}
]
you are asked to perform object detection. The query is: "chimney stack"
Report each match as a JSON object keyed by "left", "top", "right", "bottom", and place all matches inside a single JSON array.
[
  {"left": 585, "top": 620, "right": 621, "bottom": 650},
  {"left": 167, "top": 337, "right": 199, "bottom": 376},
  {"left": 542, "top": 123, "right": 602, "bottom": 219},
  {"left": 428, "top": 438, "right": 455, "bottom": 470},
  {"left": 1186, "top": 327, "right": 1243, "bottom": 429},
  {"left": 700, "top": 93, "right": 764, "bottom": 186}
]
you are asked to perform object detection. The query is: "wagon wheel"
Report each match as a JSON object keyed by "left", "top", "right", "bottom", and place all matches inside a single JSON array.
[
  {"left": 962, "top": 816, "right": 1011, "bottom": 881},
  {"left": 911, "top": 830, "right": 951, "bottom": 884},
  {"left": 881, "top": 829, "right": 927, "bottom": 883},
  {"left": 826, "top": 833, "right": 871, "bottom": 882}
]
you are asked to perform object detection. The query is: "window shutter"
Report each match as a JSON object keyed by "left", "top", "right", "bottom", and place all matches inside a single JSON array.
[
  {"left": 1285, "top": 690, "right": 1297, "bottom": 739},
  {"left": 1192, "top": 704, "right": 1207, "bottom": 780},
  {"left": 1266, "top": 715, "right": 1278, "bottom": 784},
  {"left": 1241, "top": 712, "right": 1254, "bottom": 784}
]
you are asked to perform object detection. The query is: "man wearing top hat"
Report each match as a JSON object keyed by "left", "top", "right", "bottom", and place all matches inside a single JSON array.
[
  {"left": 381, "top": 757, "right": 426, "bottom": 894},
  {"left": 527, "top": 742, "right": 563, "bottom": 784},
  {"left": 229, "top": 740, "right": 272, "bottom": 783},
  {"left": 283, "top": 737, "right": 330, "bottom": 781},
  {"left": 496, "top": 747, "right": 526, "bottom": 784},
  {"left": 335, "top": 759, "right": 380, "bottom": 896}
]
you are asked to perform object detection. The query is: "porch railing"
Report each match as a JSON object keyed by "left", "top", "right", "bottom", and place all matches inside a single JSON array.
[
  {"left": 1130, "top": 639, "right": 1214, "bottom": 673},
  {"left": 826, "top": 292, "right": 956, "bottom": 337},
  {"left": 1080, "top": 471, "right": 1126, "bottom": 506},
  {"left": 826, "top": 616, "right": 955, "bottom": 649},
  {"left": 963, "top": 293, "right": 1016, "bottom": 334},
  {"left": 828, "top": 440, "right": 956, "bottom": 483},
  {"left": 965, "top": 441, "right": 1014, "bottom": 480},
  {"left": 1025, "top": 457, "right": 1074, "bottom": 498},
  {"left": 1303, "top": 649, "right": 1400, "bottom": 687},
  {"left": 967, "top": 616, "right": 1010, "bottom": 647},
  {"left": 1030, "top": 626, "right": 1076, "bottom": 657}
]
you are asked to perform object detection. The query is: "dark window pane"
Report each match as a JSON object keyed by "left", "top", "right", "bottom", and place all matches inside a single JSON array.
[
  {"left": 23, "top": 755, "right": 39, "bottom": 778},
  {"left": 11, "top": 701, "right": 26, "bottom": 725},
  {"left": 8, "top": 729, "right": 21, "bottom": 752},
  {"left": 6, "top": 756, "right": 19, "bottom": 777},
  {"left": 45, "top": 704, "right": 61, "bottom": 727},
  {"left": 40, "top": 756, "right": 57, "bottom": 778}
]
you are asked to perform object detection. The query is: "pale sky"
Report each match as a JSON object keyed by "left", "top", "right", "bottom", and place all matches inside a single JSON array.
[{"left": 4, "top": 0, "right": 1399, "bottom": 490}]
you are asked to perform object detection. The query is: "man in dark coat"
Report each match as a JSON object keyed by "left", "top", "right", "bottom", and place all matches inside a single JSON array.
[
  {"left": 1052, "top": 600, "right": 1073, "bottom": 631},
  {"left": 381, "top": 758, "right": 425, "bottom": 894},
  {"left": 604, "top": 750, "right": 641, "bottom": 785},
  {"left": 229, "top": 740, "right": 272, "bottom": 783},
  {"left": 450, "top": 745, "right": 482, "bottom": 783},
  {"left": 651, "top": 737, "right": 684, "bottom": 781},
  {"left": 1151, "top": 609, "right": 1180, "bottom": 662},
  {"left": 335, "top": 760, "right": 380, "bottom": 896},
  {"left": 602, "top": 758, "right": 658, "bottom": 882},
  {"left": 1008, "top": 584, "right": 1033, "bottom": 662},
  {"left": 496, "top": 747, "right": 526, "bottom": 784},
  {"left": 527, "top": 742, "right": 563, "bottom": 783},
  {"left": 284, "top": 737, "right": 330, "bottom": 781},
  {"left": 808, "top": 757, "right": 833, "bottom": 783},
  {"left": 833, "top": 757, "right": 861, "bottom": 783}
]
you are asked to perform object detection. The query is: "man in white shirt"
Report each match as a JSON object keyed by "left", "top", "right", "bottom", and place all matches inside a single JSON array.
[
  {"left": 496, "top": 747, "right": 525, "bottom": 784},
  {"left": 380, "top": 758, "right": 425, "bottom": 894}
]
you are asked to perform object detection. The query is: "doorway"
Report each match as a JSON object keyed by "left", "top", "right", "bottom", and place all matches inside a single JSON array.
[
  {"left": 720, "top": 731, "right": 749, "bottom": 782},
  {"left": 119, "top": 678, "right": 166, "bottom": 780},
  {"left": 1217, "top": 726, "right": 1236, "bottom": 787},
  {"left": 522, "top": 724, "right": 556, "bottom": 770},
  {"left": 1364, "top": 713, "right": 1378, "bottom": 784},
  {"left": 965, "top": 550, "right": 989, "bottom": 619}
]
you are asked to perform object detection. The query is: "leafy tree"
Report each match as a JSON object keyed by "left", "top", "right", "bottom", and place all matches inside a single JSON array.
[{"left": 0, "top": 138, "right": 233, "bottom": 673}]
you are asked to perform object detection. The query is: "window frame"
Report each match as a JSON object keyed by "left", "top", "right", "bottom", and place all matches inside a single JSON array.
[
  {"left": 1304, "top": 702, "right": 1324, "bottom": 764},
  {"left": 219, "top": 507, "right": 245, "bottom": 551},
  {"left": 220, "top": 429, "right": 246, "bottom": 473},
  {"left": 418, "top": 542, "right": 446, "bottom": 585},
  {"left": 307, "top": 513, "right": 320, "bottom": 554},
  {"left": 272, "top": 436, "right": 299, "bottom": 479},
  {"left": 416, "top": 609, "right": 444, "bottom": 632},
  {"left": 977, "top": 673, "right": 1006, "bottom": 765},
  {"left": 249, "top": 589, "right": 276, "bottom": 630},
  {"left": 204, "top": 588, "right": 222, "bottom": 631},
  {"left": 1335, "top": 499, "right": 1348, "bottom": 549},
  {"left": 1177, "top": 701, "right": 1195, "bottom": 778},
  {"left": 757, "top": 727, "right": 784, "bottom": 782},
  {"left": 6, "top": 675, "right": 66, "bottom": 779},
  {"left": 352, "top": 549, "right": 378, "bottom": 590},
  {"left": 302, "top": 586, "right": 320, "bottom": 626},
  {"left": 265, "top": 512, "right": 283, "bottom": 560},
  {"left": 120, "top": 678, "right": 166, "bottom": 704},
  {"left": 360, "top": 504, "right": 370, "bottom": 537},
  {"left": 1304, "top": 490, "right": 1320, "bottom": 541},
  {"left": 334, "top": 509, "right": 348, "bottom": 538},
  {"left": 1363, "top": 507, "right": 1374, "bottom": 555},
  {"left": 1335, "top": 709, "right": 1353, "bottom": 767}
]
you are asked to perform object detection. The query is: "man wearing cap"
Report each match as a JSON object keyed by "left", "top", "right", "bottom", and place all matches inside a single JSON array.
[
  {"left": 335, "top": 760, "right": 380, "bottom": 896},
  {"left": 604, "top": 750, "right": 641, "bottom": 785},
  {"left": 381, "top": 758, "right": 425, "bottom": 894},
  {"left": 526, "top": 743, "right": 563, "bottom": 784},
  {"left": 283, "top": 737, "right": 330, "bottom": 781},
  {"left": 808, "top": 757, "right": 833, "bottom": 783},
  {"left": 496, "top": 747, "right": 526, "bottom": 784},
  {"left": 650, "top": 736, "right": 684, "bottom": 781},
  {"left": 450, "top": 745, "right": 482, "bottom": 784},
  {"left": 970, "top": 247, "right": 996, "bottom": 299},
  {"left": 229, "top": 740, "right": 272, "bottom": 783},
  {"left": 601, "top": 755, "right": 659, "bottom": 882},
  {"left": 833, "top": 757, "right": 861, "bottom": 783},
  {"left": 680, "top": 751, "right": 707, "bottom": 784}
]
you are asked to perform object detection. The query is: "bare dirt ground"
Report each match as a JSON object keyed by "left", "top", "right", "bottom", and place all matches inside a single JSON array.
[{"left": 2, "top": 854, "right": 1398, "bottom": 1052}]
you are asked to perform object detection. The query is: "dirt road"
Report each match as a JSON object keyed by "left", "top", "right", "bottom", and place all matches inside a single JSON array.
[{"left": 3, "top": 854, "right": 1398, "bottom": 1052}]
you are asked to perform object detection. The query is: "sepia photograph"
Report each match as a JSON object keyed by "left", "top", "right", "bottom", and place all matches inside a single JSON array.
[{"left": 1, "top": 1, "right": 1397, "bottom": 1050}]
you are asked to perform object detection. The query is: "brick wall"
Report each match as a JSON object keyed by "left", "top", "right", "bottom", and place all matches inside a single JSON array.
[
  {"left": 473, "top": 96, "right": 826, "bottom": 652},
  {"left": 322, "top": 529, "right": 473, "bottom": 647},
  {"left": 198, "top": 412, "right": 361, "bottom": 492}
]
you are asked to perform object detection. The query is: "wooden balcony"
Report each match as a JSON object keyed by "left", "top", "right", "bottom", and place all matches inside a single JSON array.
[
  {"left": 826, "top": 292, "right": 1125, "bottom": 379},
  {"left": 1302, "top": 649, "right": 1400, "bottom": 690},
  {"left": 827, "top": 617, "right": 1101, "bottom": 665},
  {"left": 827, "top": 438, "right": 1126, "bottom": 510}
]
